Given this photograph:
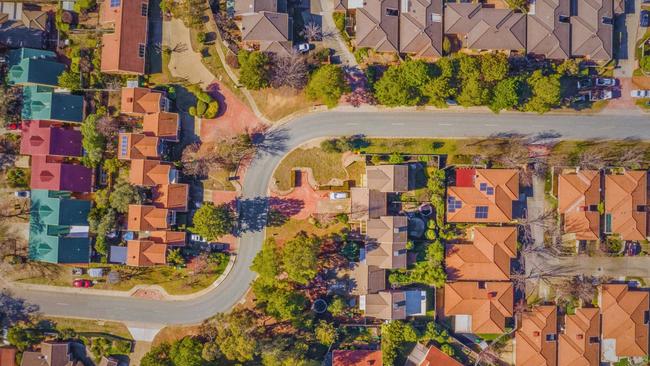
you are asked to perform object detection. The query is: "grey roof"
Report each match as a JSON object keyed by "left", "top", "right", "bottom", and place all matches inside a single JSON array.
[
  {"left": 241, "top": 11, "right": 291, "bottom": 43},
  {"left": 526, "top": 0, "right": 571, "bottom": 59},
  {"left": 350, "top": 263, "right": 387, "bottom": 295},
  {"left": 399, "top": 0, "right": 443, "bottom": 57},
  {"left": 235, "top": 0, "right": 284, "bottom": 15},
  {"left": 366, "top": 164, "right": 409, "bottom": 192},
  {"left": 570, "top": 0, "right": 613, "bottom": 60},
  {"left": 365, "top": 216, "right": 408, "bottom": 269},
  {"left": 350, "top": 188, "right": 387, "bottom": 221},
  {"left": 355, "top": 0, "right": 400, "bottom": 52},
  {"left": 364, "top": 290, "right": 406, "bottom": 320}
]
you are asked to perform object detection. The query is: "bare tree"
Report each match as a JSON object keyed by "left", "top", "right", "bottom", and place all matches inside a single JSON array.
[
  {"left": 556, "top": 275, "right": 601, "bottom": 305},
  {"left": 96, "top": 115, "right": 120, "bottom": 139},
  {"left": 181, "top": 142, "right": 214, "bottom": 177},
  {"left": 578, "top": 149, "right": 605, "bottom": 170},
  {"left": 270, "top": 52, "right": 308, "bottom": 89},
  {"left": 301, "top": 22, "right": 322, "bottom": 42},
  {"left": 614, "top": 145, "right": 647, "bottom": 169}
]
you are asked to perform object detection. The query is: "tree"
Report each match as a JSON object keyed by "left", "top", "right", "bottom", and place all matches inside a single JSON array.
[
  {"left": 262, "top": 350, "right": 319, "bottom": 366},
  {"left": 7, "top": 326, "right": 43, "bottom": 351},
  {"left": 80, "top": 113, "right": 106, "bottom": 168},
  {"left": 96, "top": 115, "right": 120, "bottom": 139},
  {"left": 480, "top": 53, "right": 509, "bottom": 83},
  {"left": 270, "top": 52, "right": 308, "bottom": 89},
  {"left": 167, "top": 249, "right": 185, "bottom": 266},
  {"left": 315, "top": 320, "right": 337, "bottom": 346},
  {"left": 556, "top": 59, "right": 580, "bottom": 76},
  {"left": 505, "top": 0, "right": 528, "bottom": 10},
  {"left": 457, "top": 53, "right": 481, "bottom": 79},
  {"left": 441, "top": 344, "right": 455, "bottom": 356},
  {"left": 251, "top": 238, "right": 281, "bottom": 279},
  {"left": 282, "top": 233, "right": 320, "bottom": 285},
  {"left": 109, "top": 181, "right": 142, "bottom": 213},
  {"left": 301, "top": 22, "right": 322, "bottom": 42},
  {"left": 524, "top": 70, "right": 561, "bottom": 114},
  {"left": 252, "top": 279, "right": 306, "bottom": 322},
  {"left": 457, "top": 76, "right": 490, "bottom": 107},
  {"left": 58, "top": 70, "right": 82, "bottom": 91},
  {"left": 489, "top": 77, "right": 521, "bottom": 113},
  {"left": 306, "top": 65, "right": 348, "bottom": 108},
  {"left": 238, "top": 50, "right": 271, "bottom": 90},
  {"left": 206, "top": 309, "right": 260, "bottom": 362},
  {"left": 328, "top": 296, "right": 346, "bottom": 316},
  {"left": 170, "top": 337, "right": 204, "bottom": 366},
  {"left": 381, "top": 321, "right": 418, "bottom": 365},
  {"left": 423, "top": 76, "right": 455, "bottom": 108},
  {"left": 190, "top": 203, "right": 235, "bottom": 241},
  {"left": 140, "top": 343, "right": 173, "bottom": 366},
  {"left": 0, "top": 86, "right": 22, "bottom": 127},
  {"left": 6, "top": 168, "right": 28, "bottom": 188},
  {"left": 374, "top": 60, "right": 432, "bottom": 106}
]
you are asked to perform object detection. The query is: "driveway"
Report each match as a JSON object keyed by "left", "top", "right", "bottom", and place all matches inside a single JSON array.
[
  {"left": 8, "top": 111, "right": 650, "bottom": 326},
  {"left": 615, "top": 0, "right": 642, "bottom": 78},
  {"left": 526, "top": 252, "right": 650, "bottom": 278},
  {"left": 164, "top": 18, "right": 216, "bottom": 88}
]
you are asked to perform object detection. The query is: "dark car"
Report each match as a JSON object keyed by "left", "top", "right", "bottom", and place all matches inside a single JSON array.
[
  {"left": 641, "top": 10, "right": 650, "bottom": 27},
  {"left": 72, "top": 279, "right": 92, "bottom": 288}
]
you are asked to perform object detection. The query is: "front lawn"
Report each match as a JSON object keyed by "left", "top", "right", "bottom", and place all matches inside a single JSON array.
[
  {"left": 249, "top": 86, "right": 317, "bottom": 122},
  {"left": 43, "top": 317, "right": 133, "bottom": 340},
  {"left": 266, "top": 218, "right": 346, "bottom": 246},
  {"left": 273, "top": 147, "right": 350, "bottom": 191}
]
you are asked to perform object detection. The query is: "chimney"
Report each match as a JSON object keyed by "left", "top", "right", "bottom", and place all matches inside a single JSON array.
[
  {"left": 533, "top": 331, "right": 540, "bottom": 337},
  {"left": 487, "top": 291, "right": 496, "bottom": 299},
  {"left": 576, "top": 334, "right": 584, "bottom": 340}
]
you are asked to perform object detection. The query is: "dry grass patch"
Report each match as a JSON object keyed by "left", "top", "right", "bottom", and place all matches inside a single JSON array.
[
  {"left": 266, "top": 218, "right": 345, "bottom": 245},
  {"left": 249, "top": 87, "right": 316, "bottom": 122},
  {"left": 273, "top": 148, "right": 347, "bottom": 191},
  {"left": 43, "top": 317, "right": 133, "bottom": 339}
]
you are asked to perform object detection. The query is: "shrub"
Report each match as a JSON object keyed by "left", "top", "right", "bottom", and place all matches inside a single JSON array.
[
  {"left": 196, "top": 31, "right": 206, "bottom": 44},
  {"left": 306, "top": 65, "right": 348, "bottom": 108},
  {"left": 6, "top": 168, "right": 29, "bottom": 188},
  {"left": 238, "top": 50, "right": 270, "bottom": 90}
]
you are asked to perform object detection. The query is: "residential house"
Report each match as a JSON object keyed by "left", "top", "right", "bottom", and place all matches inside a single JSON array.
[
  {"left": 604, "top": 170, "right": 648, "bottom": 241},
  {"left": 118, "top": 133, "right": 161, "bottom": 160},
  {"left": 148, "top": 230, "right": 186, "bottom": 246},
  {"left": 238, "top": 1, "right": 293, "bottom": 56},
  {"left": 21, "top": 7, "right": 49, "bottom": 31},
  {"left": 126, "top": 239, "right": 167, "bottom": 266},
  {"left": 97, "top": 357, "right": 119, "bottom": 366},
  {"left": 142, "top": 112, "right": 179, "bottom": 141},
  {"left": 444, "top": 3, "right": 526, "bottom": 52},
  {"left": 405, "top": 343, "right": 463, "bottom": 366},
  {"left": 558, "top": 307, "right": 600, "bottom": 366},
  {"left": 444, "top": 281, "right": 513, "bottom": 334},
  {"left": 350, "top": 164, "right": 409, "bottom": 221},
  {"left": 22, "top": 86, "right": 85, "bottom": 123},
  {"left": 0, "top": 347, "right": 17, "bottom": 366},
  {"left": 129, "top": 160, "right": 178, "bottom": 186},
  {"left": 121, "top": 87, "right": 168, "bottom": 115},
  {"left": 360, "top": 289, "right": 426, "bottom": 320},
  {"left": 526, "top": 0, "right": 571, "bottom": 59},
  {"left": 515, "top": 305, "right": 558, "bottom": 366},
  {"left": 21, "top": 342, "right": 78, "bottom": 366},
  {"left": 152, "top": 183, "right": 189, "bottom": 211},
  {"left": 364, "top": 216, "right": 407, "bottom": 269},
  {"left": 100, "top": 0, "right": 149, "bottom": 74},
  {"left": 350, "top": 187, "right": 387, "bottom": 221},
  {"left": 349, "top": 263, "right": 386, "bottom": 295},
  {"left": 557, "top": 169, "right": 601, "bottom": 241},
  {"left": 366, "top": 164, "right": 409, "bottom": 192},
  {"left": 20, "top": 121, "right": 82, "bottom": 157},
  {"left": 570, "top": 0, "right": 613, "bottom": 61},
  {"left": 235, "top": 0, "right": 286, "bottom": 15},
  {"left": 127, "top": 204, "right": 173, "bottom": 231},
  {"left": 600, "top": 283, "right": 649, "bottom": 362},
  {"left": 30, "top": 156, "right": 92, "bottom": 193},
  {"left": 446, "top": 168, "right": 520, "bottom": 223},
  {"left": 332, "top": 350, "right": 382, "bottom": 366},
  {"left": 445, "top": 226, "right": 517, "bottom": 281},
  {"left": 6, "top": 48, "right": 65, "bottom": 87}
]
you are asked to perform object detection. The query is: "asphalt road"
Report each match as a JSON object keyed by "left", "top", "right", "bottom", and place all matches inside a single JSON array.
[{"left": 8, "top": 111, "right": 650, "bottom": 326}]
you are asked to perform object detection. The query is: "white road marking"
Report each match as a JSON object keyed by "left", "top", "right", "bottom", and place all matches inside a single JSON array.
[
  {"left": 484, "top": 124, "right": 498, "bottom": 127},
  {"left": 55, "top": 303, "right": 69, "bottom": 306},
  {"left": 438, "top": 123, "right": 452, "bottom": 126}
]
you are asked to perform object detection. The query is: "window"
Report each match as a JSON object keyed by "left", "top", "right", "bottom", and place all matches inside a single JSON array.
[
  {"left": 138, "top": 44, "right": 146, "bottom": 58},
  {"left": 385, "top": 8, "right": 398, "bottom": 16},
  {"left": 110, "top": 0, "right": 120, "bottom": 7},
  {"left": 141, "top": 3, "right": 148, "bottom": 16},
  {"left": 558, "top": 15, "right": 569, "bottom": 23},
  {"left": 475, "top": 206, "right": 489, "bottom": 219},
  {"left": 545, "top": 334, "right": 557, "bottom": 342},
  {"left": 637, "top": 205, "right": 648, "bottom": 212},
  {"left": 589, "top": 336, "right": 600, "bottom": 344}
]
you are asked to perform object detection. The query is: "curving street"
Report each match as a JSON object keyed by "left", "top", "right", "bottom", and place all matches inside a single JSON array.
[{"left": 7, "top": 110, "right": 650, "bottom": 326}]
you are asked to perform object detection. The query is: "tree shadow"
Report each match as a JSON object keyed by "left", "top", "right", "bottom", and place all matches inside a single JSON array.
[
  {"left": 205, "top": 83, "right": 228, "bottom": 118},
  {"left": 0, "top": 290, "right": 39, "bottom": 326},
  {"left": 251, "top": 127, "right": 290, "bottom": 158},
  {"left": 237, "top": 197, "right": 305, "bottom": 234}
]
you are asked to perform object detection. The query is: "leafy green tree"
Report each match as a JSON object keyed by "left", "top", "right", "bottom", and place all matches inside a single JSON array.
[
  {"left": 170, "top": 337, "right": 204, "bottom": 366},
  {"left": 421, "top": 322, "right": 451, "bottom": 344},
  {"left": 374, "top": 60, "right": 432, "bottom": 106},
  {"left": 441, "top": 344, "right": 455, "bottom": 356},
  {"left": 73, "top": 0, "right": 96, "bottom": 12},
  {"left": 109, "top": 181, "right": 142, "bottom": 213},
  {"left": 328, "top": 296, "right": 346, "bottom": 316},
  {"left": 505, "top": 0, "right": 528, "bottom": 10},
  {"left": 282, "top": 233, "right": 320, "bottom": 285},
  {"left": 641, "top": 56, "right": 650, "bottom": 72},
  {"left": 480, "top": 53, "right": 509, "bottom": 83},
  {"left": 7, "top": 326, "right": 42, "bottom": 351},
  {"left": 238, "top": 51, "right": 271, "bottom": 90},
  {"left": 436, "top": 57, "right": 456, "bottom": 79},
  {"left": 210, "top": 309, "right": 259, "bottom": 362},
  {"left": 167, "top": 249, "right": 185, "bottom": 266},
  {"left": 6, "top": 168, "right": 28, "bottom": 188},
  {"left": 252, "top": 279, "right": 306, "bottom": 322},
  {"left": 306, "top": 65, "right": 348, "bottom": 108},
  {"left": 190, "top": 203, "right": 235, "bottom": 241},
  {"left": 489, "top": 77, "right": 521, "bottom": 113},
  {"left": 381, "top": 321, "right": 418, "bottom": 365},
  {"left": 388, "top": 152, "right": 405, "bottom": 164},
  {"left": 201, "top": 342, "right": 222, "bottom": 362},
  {"left": 262, "top": 351, "right": 319, "bottom": 366},
  {"left": 315, "top": 320, "right": 337, "bottom": 346},
  {"left": 423, "top": 76, "right": 456, "bottom": 108},
  {"left": 457, "top": 54, "right": 481, "bottom": 80},
  {"left": 58, "top": 70, "right": 82, "bottom": 91},
  {"left": 140, "top": 343, "right": 173, "bottom": 366},
  {"left": 251, "top": 238, "right": 281, "bottom": 279},
  {"left": 457, "top": 76, "right": 490, "bottom": 107},
  {"left": 556, "top": 59, "right": 580, "bottom": 76},
  {"left": 524, "top": 70, "right": 561, "bottom": 114},
  {"left": 80, "top": 113, "right": 106, "bottom": 168}
]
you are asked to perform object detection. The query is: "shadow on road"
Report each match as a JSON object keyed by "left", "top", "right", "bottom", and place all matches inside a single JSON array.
[{"left": 237, "top": 196, "right": 305, "bottom": 234}]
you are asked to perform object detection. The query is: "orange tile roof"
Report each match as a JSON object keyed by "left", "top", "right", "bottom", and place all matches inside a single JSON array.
[
  {"left": 127, "top": 204, "right": 170, "bottom": 231},
  {"left": 447, "top": 169, "right": 519, "bottom": 223},
  {"left": 149, "top": 230, "right": 186, "bottom": 246},
  {"left": 445, "top": 226, "right": 517, "bottom": 281},
  {"left": 100, "top": 0, "right": 148, "bottom": 74},
  {"left": 558, "top": 307, "right": 600, "bottom": 366},
  {"left": 118, "top": 133, "right": 160, "bottom": 160},
  {"left": 142, "top": 112, "right": 179, "bottom": 140},
  {"left": 0, "top": 347, "right": 16, "bottom": 366},
  {"left": 558, "top": 170, "right": 601, "bottom": 240},
  {"left": 605, "top": 171, "right": 648, "bottom": 240},
  {"left": 418, "top": 344, "right": 463, "bottom": 366},
  {"left": 332, "top": 350, "right": 382, "bottom": 366},
  {"left": 126, "top": 240, "right": 167, "bottom": 266},
  {"left": 444, "top": 281, "right": 513, "bottom": 334},
  {"left": 153, "top": 184, "right": 189, "bottom": 211},
  {"left": 120, "top": 87, "right": 163, "bottom": 114},
  {"left": 601, "top": 284, "right": 649, "bottom": 358},
  {"left": 515, "top": 305, "right": 557, "bottom": 366},
  {"left": 129, "top": 160, "right": 173, "bottom": 186}
]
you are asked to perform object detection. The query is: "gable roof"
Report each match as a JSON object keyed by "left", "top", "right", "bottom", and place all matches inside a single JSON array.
[
  {"left": 365, "top": 216, "right": 407, "bottom": 269},
  {"left": 152, "top": 183, "right": 189, "bottom": 211},
  {"left": 126, "top": 240, "right": 167, "bottom": 266},
  {"left": 558, "top": 170, "right": 601, "bottom": 240},
  {"left": 355, "top": 0, "right": 400, "bottom": 52},
  {"left": 30, "top": 156, "right": 92, "bottom": 193},
  {"left": 366, "top": 164, "right": 409, "bottom": 192},
  {"left": 127, "top": 204, "right": 170, "bottom": 231},
  {"left": 515, "top": 305, "right": 558, "bottom": 366},
  {"left": 444, "top": 281, "right": 513, "bottom": 334},
  {"left": 364, "top": 290, "right": 406, "bottom": 320},
  {"left": 235, "top": 0, "right": 282, "bottom": 15},
  {"left": 350, "top": 188, "right": 387, "bottom": 221},
  {"left": 7, "top": 53, "right": 65, "bottom": 87},
  {"left": 120, "top": 87, "right": 163, "bottom": 114},
  {"left": 399, "top": 0, "right": 444, "bottom": 57},
  {"left": 332, "top": 350, "right": 382, "bottom": 366},
  {"left": 445, "top": 226, "right": 516, "bottom": 281},
  {"left": 142, "top": 112, "right": 179, "bottom": 140},
  {"left": 558, "top": 307, "right": 600, "bottom": 366},
  {"left": 22, "top": 86, "right": 85, "bottom": 123},
  {"left": 148, "top": 230, "right": 187, "bottom": 246},
  {"left": 605, "top": 171, "right": 648, "bottom": 240},
  {"left": 129, "top": 160, "right": 174, "bottom": 186},
  {"left": 526, "top": 0, "right": 571, "bottom": 59},
  {"left": 350, "top": 263, "right": 386, "bottom": 295},
  {"left": 570, "top": 0, "right": 613, "bottom": 60},
  {"left": 22, "top": 8, "right": 48, "bottom": 31},
  {"left": 21, "top": 342, "right": 75, "bottom": 366},
  {"left": 600, "top": 284, "right": 649, "bottom": 358},
  {"left": 118, "top": 133, "right": 160, "bottom": 160},
  {"left": 446, "top": 168, "right": 519, "bottom": 223},
  {"left": 100, "top": 0, "right": 148, "bottom": 74},
  {"left": 0, "top": 347, "right": 17, "bottom": 366},
  {"left": 405, "top": 343, "right": 462, "bottom": 366},
  {"left": 241, "top": 11, "right": 291, "bottom": 42},
  {"left": 20, "top": 121, "right": 83, "bottom": 157}
]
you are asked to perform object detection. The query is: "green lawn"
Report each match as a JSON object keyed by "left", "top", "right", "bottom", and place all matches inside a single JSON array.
[
  {"left": 362, "top": 138, "right": 458, "bottom": 155},
  {"left": 43, "top": 317, "right": 133, "bottom": 339},
  {"left": 273, "top": 147, "right": 349, "bottom": 191}
]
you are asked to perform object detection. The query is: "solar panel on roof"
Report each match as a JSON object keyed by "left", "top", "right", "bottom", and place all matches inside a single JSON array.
[
  {"left": 475, "top": 206, "right": 488, "bottom": 219},
  {"left": 110, "top": 0, "right": 120, "bottom": 7},
  {"left": 486, "top": 187, "right": 494, "bottom": 195},
  {"left": 479, "top": 182, "right": 487, "bottom": 191}
]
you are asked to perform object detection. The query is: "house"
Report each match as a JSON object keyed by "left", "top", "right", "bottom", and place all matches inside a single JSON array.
[
  {"left": 349, "top": 263, "right": 386, "bottom": 295},
  {"left": 21, "top": 7, "right": 48, "bottom": 31},
  {"left": 515, "top": 305, "right": 558, "bottom": 366},
  {"left": 557, "top": 170, "right": 601, "bottom": 241},
  {"left": 444, "top": 281, "right": 513, "bottom": 334},
  {"left": 558, "top": 307, "right": 600, "bottom": 366},
  {"left": 350, "top": 188, "right": 386, "bottom": 221},
  {"left": 526, "top": 0, "right": 571, "bottom": 59},
  {"left": 129, "top": 160, "right": 177, "bottom": 186},
  {"left": 364, "top": 216, "right": 408, "bottom": 269},
  {"left": 332, "top": 350, "right": 382, "bottom": 366},
  {"left": 6, "top": 48, "right": 65, "bottom": 87},
  {"left": 21, "top": 342, "right": 78, "bottom": 366},
  {"left": 152, "top": 183, "right": 189, "bottom": 211},
  {"left": 604, "top": 170, "right": 648, "bottom": 241},
  {"left": 446, "top": 168, "right": 520, "bottom": 223},
  {"left": 0, "top": 347, "right": 17, "bottom": 366},
  {"left": 100, "top": 0, "right": 149, "bottom": 74},
  {"left": 121, "top": 87, "right": 168, "bottom": 115},
  {"left": 29, "top": 190, "right": 91, "bottom": 264},
  {"left": 235, "top": 0, "right": 286, "bottom": 15},
  {"left": 19, "top": 121, "right": 82, "bottom": 157},
  {"left": 570, "top": 0, "right": 613, "bottom": 61},
  {"left": 600, "top": 283, "right": 649, "bottom": 362},
  {"left": 148, "top": 230, "right": 186, "bottom": 246},
  {"left": 142, "top": 112, "right": 179, "bottom": 141},
  {"left": 350, "top": 164, "right": 410, "bottom": 221},
  {"left": 118, "top": 133, "right": 161, "bottom": 160},
  {"left": 30, "top": 156, "right": 92, "bottom": 193},
  {"left": 361, "top": 289, "right": 426, "bottom": 320},
  {"left": 444, "top": 3, "right": 526, "bottom": 52},
  {"left": 127, "top": 204, "right": 173, "bottom": 231},
  {"left": 366, "top": 164, "right": 409, "bottom": 192},
  {"left": 405, "top": 343, "right": 463, "bottom": 366},
  {"left": 240, "top": 11, "right": 292, "bottom": 55},
  {"left": 445, "top": 226, "right": 517, "bottom": 281},
  {"left": 126, "top": 239, "right": 167, "bottom": 266},
  {"left": 21, "top": 86, "right": 85, "bottom": 123}
]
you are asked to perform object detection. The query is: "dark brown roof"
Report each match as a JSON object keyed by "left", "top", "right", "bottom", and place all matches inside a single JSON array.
[
  {"left": 570, "top": 0, "right": 613, "bottom": 60},
  {"left": 241, "top": 11, "right": 291, "bottom": 43},
  {"left": 365, "top": 216, "right": 408, "bottom": 269},
  {"left": 527, "top": 0, "right": 571, "bottom": 59},
  {"left": 350, "top": 263, "right": 387, "bottom": 295},
  {"left": 399, "top": 0, "right": 444, "bottom": 57},
  {"left": 355, "top": 0, "right": 400, "bottom": 52},
  {"left": 350, "top": 188, "right": 387, "bottom": 221},
  {"left": 21, "top": 342, "right": 76, "bottom": 366},
  {"left": 366, "top": 164, "right": 409, "bottom": 192},
  {"left": 364, "top": 290, "right": 406, "bottom": 320}
]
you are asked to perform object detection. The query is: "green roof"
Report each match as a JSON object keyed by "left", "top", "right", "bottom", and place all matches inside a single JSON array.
[
  {"left": 29, "top": 190, "right": 91, "bottom": 264},
  {"left": 7, "top": 48, "right": 65, "bottom": 87},
  {"left": 22, "top": 86, "right": 84, "bottom": 123}
]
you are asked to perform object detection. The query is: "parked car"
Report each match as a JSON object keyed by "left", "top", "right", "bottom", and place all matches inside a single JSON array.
[
  {"left": 296, "top": 43, "right": 310, "bottom": 53},
  {"left": 631, "top": 90, "right": 650, "bottom": 98},
  {"left": 14, "top": 191, "right": 30, "bottom": 198},
  {"left": 595, "top": 78, "right": 616, "bottom": 86},
  {"left": 577, "top": 79, "right": 592, "bottom": 89},
  {"left": 572, "top": 94, "right": 588, "bottom": 103},
  {"left": 7, "top": 122, "right": 21, "bottom": 130},
  {"left": 329, "top": 192, "right": 348, "bottom": 200},
  {"left": 72, "top": 279, "right": 92, "bottom": 288},
  {"left": 641, "top": 10, "right": 649, "bottom": 27}
]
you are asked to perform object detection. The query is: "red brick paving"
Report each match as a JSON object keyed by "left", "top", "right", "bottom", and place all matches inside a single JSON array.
[
  {"left": 271, "top": 170, "right": 328, "bottom": 220},
  {"left": 607, "top": 78, "right": 637, "bottom": 110}
]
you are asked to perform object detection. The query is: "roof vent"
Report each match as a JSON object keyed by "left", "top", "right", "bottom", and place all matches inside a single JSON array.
[
  {"left": 576, "top": 334, "right": 584, "bottom": 340},
  {"left": 533, "top": 331, "right": 540, "bottom": 337}
]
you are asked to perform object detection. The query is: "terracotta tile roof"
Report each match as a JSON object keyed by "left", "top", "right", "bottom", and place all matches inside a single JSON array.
[
  {"left": 605, "top": 171, "right": 648, "bottom": 240},
  {"left": 19, "top": 121, "right": 82, "bottom": 157},
  {"left": 558, "top": 307, "right": 600, "bottom": 366},
  {"left": 126, "top": 240, "right": 167, "bottom": 266},
  {"left": 350, "top": 188, "right": 387, "bottom": 221},
  {"left": 350, "top": 263, "right": 386, "bottom": 295},
  {"left": 363, "top": 290, "right": 406, "bottom": 320},
  {"left": 366, "top": 164, "right": 409, "bottom": 192},
  {"left": 406, "top": 343, "right": 463, "bottom": 366},
  {"left": 601, "top": 284, "right": 649, "bottom": 358},
  {"left": 149, "top": 230, "right": 186, "bottom": 246},
  {"left": 332, "top": 350, "right": 382, "bottom": 366},
  {"left": 365, "top": 216, "right": 407, "bottom": 269},
  {"left": 0, "top": 347, "right": 16, "bottom": 366},
  {"left": 30, "top": 156, "right": 92, "bottom": 193},
  {"left": 118, "top": 133, "right": 160, "bottom": 160},
  {"left": 515, "top": 305, "right": 558, "bottom": 366},
  {"left": 152, "top": 183, "right": 189, "bottom": 211},
  {"left": 100, "top": 0, "right": 148, "bottom": 74},
  {"left": 129, "top": 160, "right": 173, "bottom": 186},
  {"left": 120, "top": 88, "right": 163, "bottom": 114},
  {"left": 447, "top": 169, "right": 519, "bottom": 223},
  {"left": 127, "top": 204, "right": 170, "bottom": 231},
  {"left": 444, "top": 281, "right": 513, "bottom": 334},
  {"left": 558, "top": 170, "right": 601, "bottom": 240},
  {"left": 142, "top": 112, "right": 179, "bottom": 140},
  {"left": 445, "top": 226, "right": 517, "bottom": 281}
]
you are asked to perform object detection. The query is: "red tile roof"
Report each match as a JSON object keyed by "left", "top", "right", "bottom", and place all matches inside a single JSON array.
[
  {"left": 515, "top": 305, "right": 558, "bottom": 366},
  {"left": 129, "top": 160, "right": 173, "bottom": 186},
  {"left": 100, "top": 0, "right": 148, "bottom": 74},
  {"left": 120, "top": 87, "right": 163, "bottom": 115},
  {"left": 118, "top": 133, "right": 160, "bottom": 160},
  {"left": 605, "top": 171, "right": 648, "bottom": 240},
  {"left": 152, "top": 183, "right": 189, "bottom": 211},
  {"left": 30, "top": 156, "right": 92, "bottom": 192},
  {"left": 143, "top": 112, "right": 179, "bottom": 141},
  {"left": 601, "top": 284, "right": 649, "bottom": 358},
  {"left": 0, "top": 347, "right": 16, "bottom": 366},
  {"left": 126, "top": 239, "right": 167, "bottom": 266},
  {"left": 332, "top": 350, "right": 382, "bottom": 366},
  {"left": 444, "top": 281, "right": 513, "bottom": 334},
  {"left": 558, "top": 307, "right": 600, "bottom": 366},
  {"left": 19, "top": 120, "right": 82, "bottom": 157},
  {"left": 558, "top": 170, "right": 601, "bottom": 241},
  {"left": 447, "top": 169, "right": 519, "bottom": 223},
  {"left": 418, "top": 344, "right": 463, "bottom": 366},
  {"left": 149, "top": 230, "right": 186, "bottom": 246},
  {"left": 127, "top": 204, "right": 170, "bottom": 231}
]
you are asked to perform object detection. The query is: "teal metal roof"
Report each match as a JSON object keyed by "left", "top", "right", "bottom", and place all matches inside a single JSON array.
[
  {"left": 7, "top": 48, "right": 65, "bottom": 87},
  {"left": 22, "top": 86, "right": 84, "bottom": 123}
]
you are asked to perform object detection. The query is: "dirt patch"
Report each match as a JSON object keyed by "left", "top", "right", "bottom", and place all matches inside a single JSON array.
[
  {"left": 152, "top": 325, "right": 202, "bottom": 346},
  {"left": 632, "top": 75, "right": 650, "bottom": 89},
  {"left": 249, "top": 86, "right": 316, "bottom": 122}
]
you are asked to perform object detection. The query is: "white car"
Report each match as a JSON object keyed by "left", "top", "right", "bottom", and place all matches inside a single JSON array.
[
  {"left": 14, "top": 191, "right": 30, "bottom": 198},
  {"left": 595, "top": 78, "right": 616, "bottom": 87},
  {"left": 296, "top": 43, "right": 310, "bottom": 53},
  {"left": 631, "top": 90, "right": 650, "bottom": 98},
  {"left": 329, "top": 192, "right": 348, "bottom": 200}
]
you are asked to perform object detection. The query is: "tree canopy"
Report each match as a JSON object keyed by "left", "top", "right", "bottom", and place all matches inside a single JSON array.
[
  {"left": 524, "top": 70, "right": 562, "bottom": 114},
  {"left": 282, "top": 233, "right": 321, "bottom": 285},
  {"left": 109, "top": 181, "right": 142, "bottom": 213},
  {"left": 80, "top": 112, "right": 106, "bottom": 168},
  {"left": 190, "top": 203, "right": 235, "bottom": 241},
  {"left": 238, "top": 50, "right": 271, "bottom": 90},
  {"left": 306, "top": 65, "right": 348, "bottom": 108}
]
